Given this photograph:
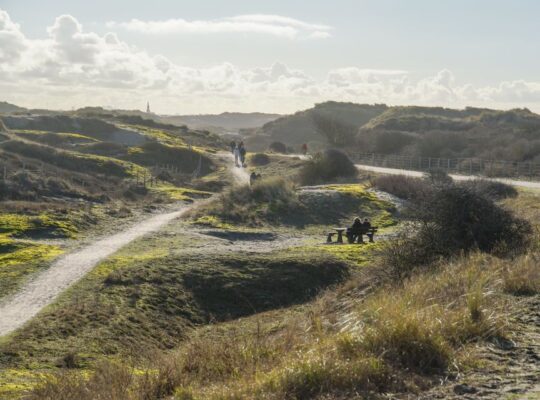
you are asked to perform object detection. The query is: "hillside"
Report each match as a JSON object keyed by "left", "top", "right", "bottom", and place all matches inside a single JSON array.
[
  {"left": 0, "top": 112, "right": 227, "bottom": 301},
  {"left": 161, "top": 112, "right": 281, "bottom": 131},
  {"left": 0, "top": 101, "right": 27, "bottom": 114},
  {"left": 247, "top": 102, "right": 388, "bottom": 151},
  {"left": 249, "top": 102, "right": 540, "bottom": 163}
]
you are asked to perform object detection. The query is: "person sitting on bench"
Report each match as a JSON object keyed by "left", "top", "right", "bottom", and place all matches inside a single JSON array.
[
  {"left": 347, "top": 217, "right": 363, "bottom": 243},
  {"left": 363, "top": 218, "right": 374, "bottom": 242}
]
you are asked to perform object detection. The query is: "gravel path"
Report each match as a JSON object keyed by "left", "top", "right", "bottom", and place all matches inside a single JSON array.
[
  {"left": 355, "top": 164, "right": 540, "bottom": 189},
  {"left": 0, "top": 153, "right": 251, "bottom": 337},
  {"left": 0, "top": 206, "right": 194, "bottom": 337}
]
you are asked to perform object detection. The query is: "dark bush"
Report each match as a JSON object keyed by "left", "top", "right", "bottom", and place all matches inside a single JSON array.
[
  {"left": 459, "top": 179, "right": 518, "bottom": 200},
  {"left": 372, "top": 175, "right": 431, "bottom": 201},
  {"left": 269, "top": 141, "right": 287, "bottom": 154},
  {"left": 383, "top": 185, "right": 532, "bottom": 280},
  {"left": 298, "top": 149, "right": 357, "bottom": 185},
  {"left": 424, "top": 168, "right": 453, "bottom": 186},
  {"left": 249, "top": 153, "right": 270, "bottom": 166}
]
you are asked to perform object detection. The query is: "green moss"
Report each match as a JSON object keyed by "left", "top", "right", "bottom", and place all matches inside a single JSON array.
[
  {"left": 191, "top": 215, "right": 236, "bottom": 230},
  {"left": 120, "top": 124, "right": 186, "bottom": 147},
  {"left": 287, "top": 242, "right": 384, "bottom": 267},
  {"left": 13, "top": 129, "right": 98, "bottom": 142},
  {"left": 0, "top": 369, "right": 42, "bottom": 399},
  {"left": 151, "top": 183, "right": 213, "bottom": 202},
  {"left": 317, "top": 184, "right": 397, "bottom": 228},
  {"left": 0, "top": 213, "right": 78, "bottom": 239}
]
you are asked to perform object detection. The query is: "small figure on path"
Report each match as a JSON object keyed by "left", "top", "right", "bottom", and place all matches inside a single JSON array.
[
  {"left": 230, "top": 140, "right": 236, "bottom": 154},
  {"left": 301, "top": 143, "right": 308, "bottom": 155},
  {"left": 250, "top": 171, "right": 262, "bottom": 185}
]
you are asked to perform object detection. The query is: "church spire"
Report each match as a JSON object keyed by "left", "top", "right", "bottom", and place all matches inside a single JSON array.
[{"left": 146, "top": 101, "right": 150, "bottom": 113}]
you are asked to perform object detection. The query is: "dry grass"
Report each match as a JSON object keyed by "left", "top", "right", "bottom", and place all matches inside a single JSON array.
[
  {"left": 502, "top": 253, "right": 540, "bottom": 295},
  {"left": 26, "top": 247, "right": 535, "bottom": 400}
]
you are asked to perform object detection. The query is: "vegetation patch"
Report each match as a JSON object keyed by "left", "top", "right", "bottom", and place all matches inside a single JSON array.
[
  {"left": 298, "top": 149, "right": 357, "bottom": 185},
  {"left": 0, "top": 247, "right": 349, "bottom": 369},
  {"left": 151, "top": 183, "right": 213, "bottom": 202}
]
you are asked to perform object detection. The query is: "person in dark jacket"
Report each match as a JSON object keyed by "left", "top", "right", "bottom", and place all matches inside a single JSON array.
[
  {"left": 239, "top": 143, "right": 247, "bottom": 167},
  {"left": 347, "top": 217, "right": 364, "bottom": 243},
  {"left": 229, "top": 140, "right": 236, "bottom": 154}
]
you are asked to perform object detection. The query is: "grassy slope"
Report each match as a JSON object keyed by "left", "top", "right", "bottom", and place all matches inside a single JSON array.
[
  {"left": 28, "top": 190, "right": 536, "bottom": 400},
  {"left": 0, "top": 153, "right": 398, "bottom": 398},
  {"left": 0, "top": 120, "right": 225, "bottom": 308}
]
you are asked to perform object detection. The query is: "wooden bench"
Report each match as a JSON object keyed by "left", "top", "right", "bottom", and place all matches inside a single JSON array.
[{"left": 326, "top": 226, "right": 378, "bottom": 244}]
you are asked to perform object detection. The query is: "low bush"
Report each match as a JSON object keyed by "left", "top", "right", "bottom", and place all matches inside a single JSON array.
[
  {"left": 383, "top": 185, "right": 532, "bottom": 280},
  {"left": 194, "top": 177, "right": 303, "bottom": 225},
  {"left": 459, "top": 179, "right": 518, "bottom": 200},
  {"left": 269, "top": 141, "right": 287, "bottom": 154},
  {"left": 249, "top": 152, "right": 270, "bottom": 166},
  {"left": 425, "top": 168, "right": 453, "bottom": 186},
  {"left": 298, "top": 149, "right": 357, "bottom": 185},
  {"left": 371, "top": 174, "right": 431, "bottom": 201}
]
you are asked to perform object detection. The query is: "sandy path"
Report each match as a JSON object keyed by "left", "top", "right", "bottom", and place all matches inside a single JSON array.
[
  {"left": 0, "top": 153, "right": 248, "bottom": 337},
  {"left": 219, "top": 151, "right": 250, "bottom": 185},
  {"left": 356, "top": 164, "right": 540, "bottom": 189},
  {"left": 0, "top": 206, "right": 193, "bottom": 337}
]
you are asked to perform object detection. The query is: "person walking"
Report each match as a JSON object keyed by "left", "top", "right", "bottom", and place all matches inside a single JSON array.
[
  {"left": 301, "top": 143, "right": 308, "bottom": 155},
  {"left": 233, "top": 144, "right": 241, "bottom": 167},
  {"left": 239, "top": 143, "right": 247, "bottom": 167},
  {"left": 229, "top": 140, "right": 236, "bottom": 154}
]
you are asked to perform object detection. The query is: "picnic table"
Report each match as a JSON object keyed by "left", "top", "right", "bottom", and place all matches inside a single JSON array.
[
  {"left": 326, "top": 226, "right": 378, "bottom": 244},
  {"left": 327, "top": 227, "right": 347, "bottom": 244}
]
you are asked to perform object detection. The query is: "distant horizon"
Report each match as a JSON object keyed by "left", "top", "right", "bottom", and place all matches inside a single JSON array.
[{"left": 1, "top": 99, "right": 538, "bottom": 117}]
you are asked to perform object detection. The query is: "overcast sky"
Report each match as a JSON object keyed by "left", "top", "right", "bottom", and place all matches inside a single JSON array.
[{"left": 1, "top": 0, "right": 539, "bottom": 114}]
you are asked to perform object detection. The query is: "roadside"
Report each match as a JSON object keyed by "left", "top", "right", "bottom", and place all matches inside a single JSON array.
[{"left": 356, "top": 163, "right": 540, "bottom": 189}]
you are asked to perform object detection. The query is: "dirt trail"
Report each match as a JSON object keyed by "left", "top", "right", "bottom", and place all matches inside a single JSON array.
[
  {"left": 219, "top": 151, "right": 250, "bottom": 185},
  {"left": 0, "top": 153, "right": 251, "bottom": 337},
  {"left": 355, "top": 164, "right": 540, "bottom": 189},
  {"left": 0, "top": 206, "right": 194, "bottom": 337}
]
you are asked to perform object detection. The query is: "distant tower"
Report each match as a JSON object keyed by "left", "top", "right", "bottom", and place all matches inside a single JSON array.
[{"left": 146, "top": 101, "right": 150, "bottom": 113}]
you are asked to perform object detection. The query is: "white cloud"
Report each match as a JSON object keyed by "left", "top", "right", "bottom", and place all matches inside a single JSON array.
[
  {"left": 107, "top": 14, "right": 332, "bottom": 39},
  {"left": 1, "top": 9, "right": 540, "bottom": 114},
  {"left": 0, "top": 9, "right": 27, "bottom": 63}
]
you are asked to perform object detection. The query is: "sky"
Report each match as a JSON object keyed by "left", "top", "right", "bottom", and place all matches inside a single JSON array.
[{"left": 1, "top": 0, "right": 539, "bottom": 114}]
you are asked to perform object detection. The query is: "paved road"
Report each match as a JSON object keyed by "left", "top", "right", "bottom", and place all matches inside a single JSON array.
[{"left": 355, "top": 164, "right": 540, "bottom": 189}]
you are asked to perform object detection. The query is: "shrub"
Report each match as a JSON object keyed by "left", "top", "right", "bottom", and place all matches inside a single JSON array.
[
  {"left": 194, "top": 177, "right": 303, "bottom": 225},
  {"left": 298, "top": 149, "right": 357, "bottom": 185},
  {"left": 249, "top": 152, "right": 270, "bottom": 166},
  {"left": 372, "top": 174, "right": 431, "bottom": 201},
  {"left": 459, "top": 179, "right": 518, "bottom": 200},
  {"left": 383, "top": 185, "right": 532, "bottom": 280},
  {"left": 425, "top": 168, "right": 453, "bottom": 186},
  {"left": 268, "top": 141, "right": 287, "bottom": 154},
  {"left": 413, "top": 186, "right": 531, "bottom": 255}
]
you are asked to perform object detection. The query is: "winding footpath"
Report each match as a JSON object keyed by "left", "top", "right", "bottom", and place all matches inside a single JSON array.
[
  {"left": 0, "top": 206, "right": 193, "bottom": 337},
  {"left": 0, "top": 154, "right": 250, "bottom": 337}
]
